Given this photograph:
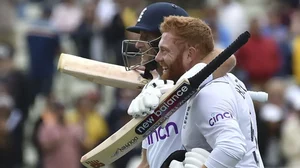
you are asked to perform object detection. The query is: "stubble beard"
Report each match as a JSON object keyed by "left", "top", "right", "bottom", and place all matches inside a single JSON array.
[{"left": 160, "top": 53, "right": 185, "bottom": 83}]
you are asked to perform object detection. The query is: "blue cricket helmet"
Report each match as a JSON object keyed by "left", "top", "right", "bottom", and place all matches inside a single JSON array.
[{"left": 126, "top": 2, "right": 189, "bottom": 34}]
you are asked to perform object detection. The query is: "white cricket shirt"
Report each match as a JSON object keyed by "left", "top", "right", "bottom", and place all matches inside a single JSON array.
[
  {"left": 182, "top": 73, "right": 264, "bottom": 168},
  {"left": 142, "top": 63, "right": 213, "bottom": 168},
  {"left": 142, "top": 104, "right": 186, "bottom": 168}
]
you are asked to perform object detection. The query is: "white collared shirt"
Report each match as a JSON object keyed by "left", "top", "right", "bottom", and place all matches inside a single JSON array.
[{"left": 182, "top": 73, "right": 264, "bottom": 168}]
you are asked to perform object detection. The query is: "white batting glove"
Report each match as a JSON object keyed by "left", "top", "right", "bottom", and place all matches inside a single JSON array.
[
  {"left": 169, "top": 160, "right": 184, "bottom": 168},
  {"left": 184, "top": 148, "right": 210, "bottom": 168},
  {"left": 128, "top": 78, "right": 174, "bottom": 118},
  {"left": 169, "top": 148, "right": 210, "bottom": 168}
]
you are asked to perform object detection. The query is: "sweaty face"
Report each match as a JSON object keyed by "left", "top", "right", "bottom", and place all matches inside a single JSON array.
[{"left": 155, "top": 33, "right": 187, "bottom": 82}]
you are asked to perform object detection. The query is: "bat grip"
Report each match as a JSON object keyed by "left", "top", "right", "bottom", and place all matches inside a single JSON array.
[
  {"left": 189, "top": 31, "right": 251, "bottom": 88},
  {"left": 141, "top": 69, "right": 153, "bottom": 79}
]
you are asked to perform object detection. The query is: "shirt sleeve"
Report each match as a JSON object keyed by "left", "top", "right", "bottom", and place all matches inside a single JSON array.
[{"left": 193, "top": 81, "right": 247, "bottom": 167}]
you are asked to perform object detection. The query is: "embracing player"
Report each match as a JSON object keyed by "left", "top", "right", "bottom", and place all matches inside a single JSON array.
[
  {"left": 122, "top": 2, "right": 236, "bottom": 168},
  {"left": 123, "top": 2, "right": 265, "bottom": 168},
  {"left": 130, "top": 16, "right": 264, "bottom": 167}
]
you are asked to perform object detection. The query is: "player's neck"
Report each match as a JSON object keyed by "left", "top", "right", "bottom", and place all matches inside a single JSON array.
[{"left": 190, "top": 55, "right": 204, "bottom": 69}]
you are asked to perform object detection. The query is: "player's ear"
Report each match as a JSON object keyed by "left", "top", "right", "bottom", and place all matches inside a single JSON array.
[{"left": 187, "top": 46, "right": 197, "bottom": 65}]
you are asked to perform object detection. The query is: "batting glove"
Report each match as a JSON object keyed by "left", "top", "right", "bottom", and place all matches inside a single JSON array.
[
  {"left": 128, "top": 78, "right": 174, "bottom": 118},
  {"left": 169, "top": 148, "right": 210, "bottom": 168}
]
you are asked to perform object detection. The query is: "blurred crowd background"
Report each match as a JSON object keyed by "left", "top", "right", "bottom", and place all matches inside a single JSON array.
[{"left": 0, "top": 0, "right": 299, "bottom": 168}]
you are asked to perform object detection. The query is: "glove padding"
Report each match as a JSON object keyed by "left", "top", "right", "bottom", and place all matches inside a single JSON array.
[
  {"left": 170, "top": 148, "right": 210, "bottom": 168},
  {"left": 169, "top": 160, "right": 185, "bottom": 168},
  {"left": 128, "top": 78, "right": 174, "bottom": 118}
]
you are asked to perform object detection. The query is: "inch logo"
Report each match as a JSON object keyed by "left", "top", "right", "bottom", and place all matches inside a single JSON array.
[
  {"left": 86, "top": 160, "right": 105, "bottom": 168},
  {"left": 147, "top": 122, "right": 179, "bottom": 144}
]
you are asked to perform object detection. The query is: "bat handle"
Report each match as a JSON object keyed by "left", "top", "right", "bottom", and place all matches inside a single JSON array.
[{"left": 141, "top": 69, "right": 154, "bottom": 80}]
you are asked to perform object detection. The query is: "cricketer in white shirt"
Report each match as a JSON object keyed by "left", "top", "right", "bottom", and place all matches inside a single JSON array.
[
  {"left": 182, "top": 73, "right": 264, "bottom": 168},
  {"left": 141, "top": 63, "right": 214, "bottom": 168}
]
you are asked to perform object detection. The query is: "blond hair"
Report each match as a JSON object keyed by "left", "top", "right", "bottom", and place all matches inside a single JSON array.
[{"left": 160, "top": 16, "right": 214, "bottom": 56}]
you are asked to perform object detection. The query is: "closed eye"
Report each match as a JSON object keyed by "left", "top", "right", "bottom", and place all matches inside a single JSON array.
[{"left": 159, "top": 46, "right": 169, "bottom": 53}]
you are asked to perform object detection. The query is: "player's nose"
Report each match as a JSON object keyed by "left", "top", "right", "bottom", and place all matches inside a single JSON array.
[
  {"left": 135, "top": 40, "right": 144, "bottom": 50},
  {"left": 155, "top": 51, "right": 163, "bottom": 62}
]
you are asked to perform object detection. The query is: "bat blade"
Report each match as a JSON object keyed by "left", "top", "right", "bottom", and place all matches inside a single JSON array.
[{"left": 58, "top": 53, "right": 153, "bottom": 90}]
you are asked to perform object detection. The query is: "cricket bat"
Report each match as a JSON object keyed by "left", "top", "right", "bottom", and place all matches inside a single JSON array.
[
  {"left": 80, "top": 31, "right": 251, "bottom": 168},
  {"left": 58, "top": 54, "right": 157, "bottom": 90}
]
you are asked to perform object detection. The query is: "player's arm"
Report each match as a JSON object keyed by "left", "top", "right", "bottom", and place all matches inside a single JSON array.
[
  {"left": 137, "top": 148, "right": 149, "bottom": 168},
  {"left": 128, "top": 56, "right": 234, "bottom": 118},
  {"left": 128, "top": 47, "right": 236, "bottom": 118},
  {"left": 194, "top": 83, "right": 247, "bottom": 168},
  {"left": 203, "top": 48, "right": 236, "bottom": 78}
]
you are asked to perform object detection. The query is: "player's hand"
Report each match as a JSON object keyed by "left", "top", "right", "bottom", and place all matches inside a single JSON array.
[
  {"left": 169, "top": 160, "right": 184, "bottom": 168},
  {"left": 128, "top": 78, "right": 174, "bottom": 118},
  {"left": 169, "top": 148, "right": 210, "bottom": 168},
  {"left": 183, "top": 148, "right": 209, "bottom": 168}
]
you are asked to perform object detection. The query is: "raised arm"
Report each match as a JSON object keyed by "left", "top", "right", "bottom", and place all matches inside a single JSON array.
[{"left": 203, "top": 48, "right": 236, "bottom": 79}]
